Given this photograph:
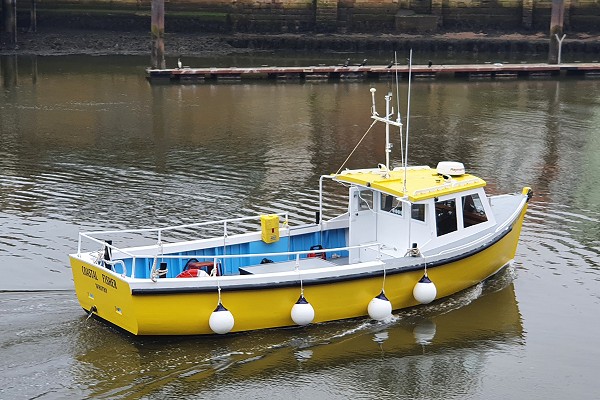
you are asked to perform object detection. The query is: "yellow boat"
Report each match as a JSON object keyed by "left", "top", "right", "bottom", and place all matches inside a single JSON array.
[
  {"left": 73, "top": 280, "right": 521, "bottom": 397},
  {"left": 69, "top": 86, "right": 531, "bottom": 336}
]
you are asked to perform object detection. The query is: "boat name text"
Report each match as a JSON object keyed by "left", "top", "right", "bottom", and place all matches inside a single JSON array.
[
  {"left": 95, "top": 283, "right": 107, "bottom": 293},
  {"left": 82, "top": 266, "right": 98, "bottom": 280},
  {"left": 81, "top": 266, "right": 117, "bottom": 290},
  {"left": 102, "top": 274, "right": 118, "bottom": 289}
]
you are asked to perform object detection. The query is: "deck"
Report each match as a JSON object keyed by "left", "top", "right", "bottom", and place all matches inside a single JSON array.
[{"left": 147, "top": 62, "right": 600, "bottom": 83}]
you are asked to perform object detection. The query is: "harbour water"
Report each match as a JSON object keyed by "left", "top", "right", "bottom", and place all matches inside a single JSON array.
[{"left": 1, "top": 54, "right": 600, "bottom": 399}]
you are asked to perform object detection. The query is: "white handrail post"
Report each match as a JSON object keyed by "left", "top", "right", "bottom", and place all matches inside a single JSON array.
[
  {"left": 318, "top": 175, "right": 324, "bottom": 226},
  {"left": 223, "top": 221, "right": 228, "bottom": 272}
]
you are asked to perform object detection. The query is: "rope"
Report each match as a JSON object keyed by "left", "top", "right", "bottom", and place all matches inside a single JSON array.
[
  {"left": 335, "top": 119, "right": 377, "bottom": 175},
  {"left": 380, "top": 248, "right": 387, "bottom": 292},
  {"left": 93, "top": 242, "right": 107, "bottom": 266},
  {"left": 210, "top": 259, "right": 220, "bottom": 277},
  {"left": 85, "top": 306, "right": 97, "bottom": 321},
  {"left": 357, "top": 190, "right": 375, "bottom": 213},
  {"left": 404, "top": 246, "right": 428, "bottom": 275},
  {"left": 150, "top": 255, "right": 158, "bottom": 281},
  {"left": 404, "top": 246, "right": 422, "bottom": 257},
  {"left": 295, "top": 256, "right": 304, "bottom": 296},
  {"left": 150, "top": 240, "right": 163, "bottom": 282},
  {"left": 216, "top": 266, "right": 224, "bottom": 306}
]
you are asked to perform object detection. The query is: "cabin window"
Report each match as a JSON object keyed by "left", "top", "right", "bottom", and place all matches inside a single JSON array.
[
  {"left": 462, "top": 193, "right": 488, "bottom": 227},
  {"left": 358, "top": 189, "right": 373, "bottom": 211},
  {"left": 435, "top": 199, "right": 457, "bottom": 236},
  {"left": 381, "top": 193, "right": 402, "bottom": 215},
  {"left": 411, "top": 204, "right": 425, "bottom": 222}
]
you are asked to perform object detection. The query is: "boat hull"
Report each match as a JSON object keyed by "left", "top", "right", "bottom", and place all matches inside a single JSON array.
[{"left": 70, "top": 200, "right": 527, "bottom": 336}]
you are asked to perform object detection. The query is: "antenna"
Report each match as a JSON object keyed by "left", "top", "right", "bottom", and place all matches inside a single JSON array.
[
  {"left": 403, "top": 49, "right": 413, "bottom": 195},
  {"left": 394, "top": 52, "right": 404, "bottom": 167},
  {"left": 370, "top": 87, "right": 378, "bottom": 116}
]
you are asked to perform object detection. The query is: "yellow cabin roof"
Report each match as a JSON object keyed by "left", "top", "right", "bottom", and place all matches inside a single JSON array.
[{"left": 333, "top": 166, "right": 486, "bottom": 202}]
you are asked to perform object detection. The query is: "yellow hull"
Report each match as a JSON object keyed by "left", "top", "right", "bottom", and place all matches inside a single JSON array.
[{"left": 70, "top": 203, "right": 527, "bottom": 336}]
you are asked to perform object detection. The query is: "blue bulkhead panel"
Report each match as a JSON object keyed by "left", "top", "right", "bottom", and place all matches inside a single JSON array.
[{"left": 125, "top": 227, "right": 348, "bottom": 278}]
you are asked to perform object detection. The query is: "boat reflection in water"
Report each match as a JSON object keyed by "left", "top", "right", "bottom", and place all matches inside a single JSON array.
[{"left": 74, "top": 266, "right": 522, "bottom": 398}]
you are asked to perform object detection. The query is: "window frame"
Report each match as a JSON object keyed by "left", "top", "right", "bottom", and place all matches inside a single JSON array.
[
  {"left": 380, "top": 192, "right": 403, "bottom": 217},
  {"left": 435, "top": 197, "right": 458, "bottom": 237},
  {"left": 357, "top": 189, "right": 374, "bottom": 212},
  {"left": 411, "top": 203, "right": 427, "bottom": 223},
  {"left": 461, "top": 192, "right": 489, "bottom": 228}
]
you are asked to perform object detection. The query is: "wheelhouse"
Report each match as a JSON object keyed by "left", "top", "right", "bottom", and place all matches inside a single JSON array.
[{"left": 333, "top": 163, "right": 495, "bottom": 263}]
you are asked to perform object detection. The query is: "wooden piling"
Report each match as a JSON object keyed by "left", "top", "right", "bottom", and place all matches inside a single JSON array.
[
  {"left": 548, "top": 0, "right": 565, "bottom": 64},
  {"left": 30, "top": 0, "right": 37, "bottom": 32},
  {"left": 2, "top": 0, "right": 17, "bottom": 46},
  {"left": 150, "top": 0, "right": 166, "bottom": 69}
]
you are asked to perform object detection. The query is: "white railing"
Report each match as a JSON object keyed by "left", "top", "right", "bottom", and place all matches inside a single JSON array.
[
  {"left": 75, "top": 211, "right": 376, "bottom": 279},
  {"left": 77, "top": 212, "right": 291, "bottom": 256}
]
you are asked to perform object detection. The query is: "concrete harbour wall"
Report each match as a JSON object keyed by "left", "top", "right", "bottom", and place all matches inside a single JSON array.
[{"left": 3, "top": 0, "right": 600, "bottom": 33}]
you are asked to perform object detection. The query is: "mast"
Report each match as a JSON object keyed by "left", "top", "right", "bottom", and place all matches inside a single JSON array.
[
  {"left": 370, "top": 89, "right": 402, "bottom": 178},
  {"left": 385, "top": 91, "right": 391, "bottom": 175},
  {"left": 394, "top": 52, "right": 404, "bottom": 167}
]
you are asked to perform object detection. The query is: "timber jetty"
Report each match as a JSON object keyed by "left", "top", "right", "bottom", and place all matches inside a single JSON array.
[{"left": 147, "top": 62, "right": 600, "bottom": 83}]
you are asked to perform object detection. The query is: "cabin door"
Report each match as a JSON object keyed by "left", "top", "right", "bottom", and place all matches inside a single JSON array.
[{"left": 348, "top": 187, "right": 377, "bottom": 263}]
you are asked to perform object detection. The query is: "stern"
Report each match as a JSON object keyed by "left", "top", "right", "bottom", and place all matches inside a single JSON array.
[{"left": 70, "top": 255, "right": 138, "bottom": 335}]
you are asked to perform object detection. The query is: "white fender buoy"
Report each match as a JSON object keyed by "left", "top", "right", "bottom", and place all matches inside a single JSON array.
[
  {"left": 209, "top": 303, "right": 235, "bottom": 334},
  {"left": 291, "top": 295, "right": 315, "bottom": 326},
  {"left": 413, "top": 274, "right": 437, "bottom": 304},
  {"left": 368, "top": 291, "right": 392, "bottom": 321}
]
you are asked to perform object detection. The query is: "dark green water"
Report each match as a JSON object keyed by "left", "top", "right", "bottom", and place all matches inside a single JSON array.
[{"left": 1, "top": 54, "right": 599, "bottom": 399}]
